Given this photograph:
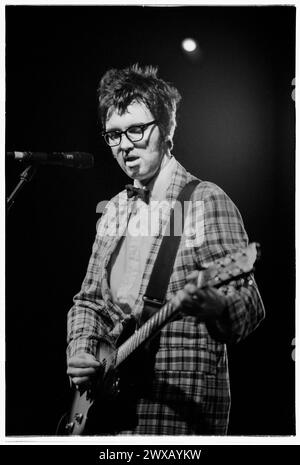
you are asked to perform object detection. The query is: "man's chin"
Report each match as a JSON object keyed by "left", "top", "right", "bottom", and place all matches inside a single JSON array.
[
  {"left": 123, "top": 164, "right": 157, "bottom": 183},
  {"left": 127, "top": 169, "right": 146, "bottom": 181}
]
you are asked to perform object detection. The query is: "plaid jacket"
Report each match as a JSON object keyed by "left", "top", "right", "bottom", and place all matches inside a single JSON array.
[{"left": 67, "top": 159, "right": 265, "bottom": 435}]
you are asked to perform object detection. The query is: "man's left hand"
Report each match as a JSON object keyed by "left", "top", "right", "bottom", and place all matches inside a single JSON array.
[{"left": 180, "top": 281, "right": 228, "bottom": 322}]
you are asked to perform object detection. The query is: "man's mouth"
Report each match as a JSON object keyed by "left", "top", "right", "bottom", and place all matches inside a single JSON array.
[{"left": 125, "top": 155, "right": 140, "bottom": 167}]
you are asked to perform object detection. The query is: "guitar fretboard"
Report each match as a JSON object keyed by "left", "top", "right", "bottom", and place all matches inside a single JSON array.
[{"left": 115, "top": 298, "right": 179, "bottom": 367}]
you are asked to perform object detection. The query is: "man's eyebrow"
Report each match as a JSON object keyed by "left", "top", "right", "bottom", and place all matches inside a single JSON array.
[
  {"left": 105, "top": 127, "right": 121, "bottom": 133},
  {"left": 105, "top": 122, "right": 146, "bottom": 132}
]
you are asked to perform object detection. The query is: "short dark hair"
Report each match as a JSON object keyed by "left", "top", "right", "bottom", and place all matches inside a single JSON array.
[{"left": 97, "top": 64, "right": 181, "bottom": 142}]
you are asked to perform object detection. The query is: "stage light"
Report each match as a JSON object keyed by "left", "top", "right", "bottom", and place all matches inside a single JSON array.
[{"left": 182, "top": 38, "right": 198, "bottom": 53}]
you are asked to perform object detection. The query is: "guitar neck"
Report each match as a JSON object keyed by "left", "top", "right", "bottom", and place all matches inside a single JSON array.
[
  {"left": 114, "top": 242, "right": 258, "bottom": 368},
  {"left": 115, "top": 298, "right": 180, "bottom": 368}
]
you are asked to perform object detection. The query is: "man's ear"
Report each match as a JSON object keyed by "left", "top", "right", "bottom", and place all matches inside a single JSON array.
[{"left": 166, "top": 136, "right": 173, "bottom": 151}]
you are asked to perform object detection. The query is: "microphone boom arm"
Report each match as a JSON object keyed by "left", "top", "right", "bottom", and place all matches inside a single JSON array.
[{"left": 7, "top": 164, "right": 38, "bottom": 213}]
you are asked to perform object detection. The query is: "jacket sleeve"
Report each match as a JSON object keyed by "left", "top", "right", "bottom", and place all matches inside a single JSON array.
[
  {"left": 66, "top": 202, "right": 118, "bottom": 360},
  {"left": 196, "top": 183, "right": 265, "bottom": 344}
]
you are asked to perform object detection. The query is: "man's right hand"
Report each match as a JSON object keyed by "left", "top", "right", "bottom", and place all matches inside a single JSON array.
[{"left": 67, "top": 353, "right": 101, "bottom": 389}]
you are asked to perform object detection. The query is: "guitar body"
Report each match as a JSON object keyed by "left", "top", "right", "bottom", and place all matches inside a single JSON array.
[
  {"left": 58, "top": 318, "right": 141, "bottom": 435},
  {"left": 57, "top": 340, "right": 119, "bottom": 435}
]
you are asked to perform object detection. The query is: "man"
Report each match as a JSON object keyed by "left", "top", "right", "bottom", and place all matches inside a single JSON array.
[{"left": 66, "top": 64, "right": 265, "bottom": 435}]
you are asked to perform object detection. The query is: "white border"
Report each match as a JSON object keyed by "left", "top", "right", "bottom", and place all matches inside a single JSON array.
[{"left": 1, "top": 0, "right": 298, "bottom": 446}]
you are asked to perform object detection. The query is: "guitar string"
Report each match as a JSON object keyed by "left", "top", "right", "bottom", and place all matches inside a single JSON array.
[{"left": 114, "top": 247, "right": 253, "bottom": 367}]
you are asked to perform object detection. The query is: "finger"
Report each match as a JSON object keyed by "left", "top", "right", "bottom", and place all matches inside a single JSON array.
[
  {"left": 181, "top": 293, "right": 201, "bottom": 311},
  {"left": 195, "top": 287, "right": 223, "bottom": 307},
  {"left": 71, "top": 353, "right": 100, "bottom": 364},
  {"left": 172, "top": 289, "right": 187, "bottom": 307},
  {"left": 67, "top": 366, "right": 99, "bottom": 377},
  {"left": 72, "top": 376, "right": 91, "bottom": 387},
  {"left": 68, "top": 356, "right": 100, "bottom": 368},
  {"left": 184, "top": 283, "right": 198, "bottom": 294},
  {"left": 207, "top": 287, "right": 224, "bottom": 299},
  {"left": 74, "top": 352, "right": 100, "bottom": 362},
  {"left": 192, "top": 289, "right": 207, "bottom": 303}
]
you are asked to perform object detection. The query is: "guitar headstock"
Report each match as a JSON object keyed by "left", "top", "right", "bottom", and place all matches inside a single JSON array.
[{"left": 200, "top": 243, "right": 260, "bottom": 288}]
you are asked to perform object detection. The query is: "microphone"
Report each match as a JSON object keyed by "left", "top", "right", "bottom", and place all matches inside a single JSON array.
[{"left": 7, "top": 151, "right": 94, "bottom": 169}]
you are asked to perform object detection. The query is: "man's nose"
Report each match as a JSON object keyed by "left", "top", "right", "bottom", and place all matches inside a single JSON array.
[{"left": 119, "top": 133, "right": 134, "bottom": 151}]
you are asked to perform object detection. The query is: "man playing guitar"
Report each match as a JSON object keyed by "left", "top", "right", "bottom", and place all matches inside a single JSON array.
[{"left": 66, "top": 64, "right": 265, "bottom": 435}]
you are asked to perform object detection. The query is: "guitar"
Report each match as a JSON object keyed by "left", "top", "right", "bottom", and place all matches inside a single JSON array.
[{"left": 57, "top": 242, "right": 260, "bottom": 435}]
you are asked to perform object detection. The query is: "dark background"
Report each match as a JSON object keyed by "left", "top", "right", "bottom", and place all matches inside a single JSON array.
[{"left": 5, "top": 5, "right": 295, "bottom": 436}]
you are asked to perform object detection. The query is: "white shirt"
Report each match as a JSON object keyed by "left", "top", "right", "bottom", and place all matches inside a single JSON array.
[{"left": 108, "top": 156, "right": 177, "bottom": 313}]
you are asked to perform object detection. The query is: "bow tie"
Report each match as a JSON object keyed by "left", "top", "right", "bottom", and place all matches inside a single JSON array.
[{"left": 125, "top": 184, "right": 150, "bottom": 204}]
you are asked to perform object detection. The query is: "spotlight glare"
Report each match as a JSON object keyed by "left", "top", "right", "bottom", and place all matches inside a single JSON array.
[{"left": 182, "top": 38, "right": 197, "bottom": 53}]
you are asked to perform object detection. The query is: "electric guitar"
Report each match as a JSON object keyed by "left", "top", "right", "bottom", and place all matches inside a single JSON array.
[{"left": 57, "top": 242, "right": 260, "bottom": 435}]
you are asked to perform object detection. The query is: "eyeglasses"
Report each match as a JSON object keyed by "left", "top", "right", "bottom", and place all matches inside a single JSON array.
[{"left": 102, "top": 120, "right": 157, "bottom": 147}]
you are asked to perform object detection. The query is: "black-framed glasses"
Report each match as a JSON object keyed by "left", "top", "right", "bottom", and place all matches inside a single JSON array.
[{"left": 102, "top": 120, "right": 157, "bottom": 147}]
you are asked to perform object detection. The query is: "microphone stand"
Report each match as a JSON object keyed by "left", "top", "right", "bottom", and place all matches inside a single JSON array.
[{"left": 7, "top": 164, "right": 37, "bottom": 213}]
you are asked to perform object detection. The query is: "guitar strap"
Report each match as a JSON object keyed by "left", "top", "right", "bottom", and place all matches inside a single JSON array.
[{"left": 140, "top": 179, "right": 200, "bottom": 325}]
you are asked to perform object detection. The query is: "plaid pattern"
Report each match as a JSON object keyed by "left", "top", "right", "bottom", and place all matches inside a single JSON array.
[{"left": 67, "top": 159, "right": 265, "bottom": 435}]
